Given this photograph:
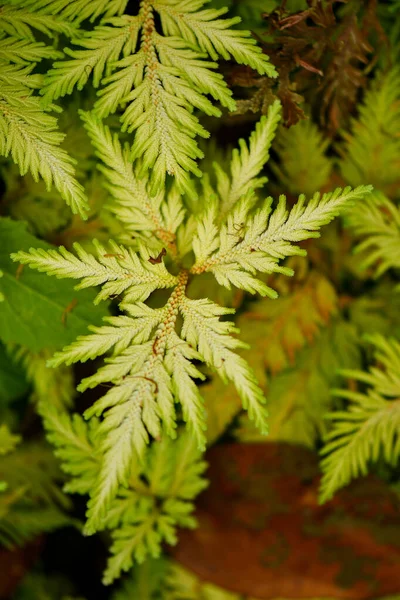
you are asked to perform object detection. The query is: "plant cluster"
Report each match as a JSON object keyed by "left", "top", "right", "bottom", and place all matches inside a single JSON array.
[{"left": 0, "top": 0, "right": 400, "bottom": 598}]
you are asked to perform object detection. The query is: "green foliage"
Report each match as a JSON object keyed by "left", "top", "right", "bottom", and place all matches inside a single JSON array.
[
  {"left": 237, "top": 320, "right": 361, "bottom": 447},
  {"left": 320, "top": 335, "right": 400, "bottom": 503},
  {"left": 0, "top": 218, "right": 108, "bottom": 351},
  {"left": 12, "top": 102, "right": 371, "bottom": 538},
  {"left": 0, "top": 0, "right": 89, "bottom": 218},
  {"left": 2, "top": 1, "right": 400, "bottom": 595},
  {"left": 38, "top": 0, "right": 276, "bottom": 194},
  {"left": 345, "top": 191, "right": 400, "bottom": 279},
  {"left": 0, "top": 343, "right": 29, "bottom": 405},
  {"left": 0, "top": 428, "right": 73, "bottom": 548},
  {"left": 339, "top": 67, "right": 400, "bottom": 198},
  {"left": 15, "top": 570, "right": 87, "bottom": 600},
  {"left": 40, "top": 405, "right": 207, "bottom": 584},
  {"left": 111, "top": 558, "right": 169, "bottom": 600},
  {"left": 11, "top": 345, "right": 76, "bottom": 409},
  {"left": 272, "top": 119, "right": 332, "bottom": 196}
]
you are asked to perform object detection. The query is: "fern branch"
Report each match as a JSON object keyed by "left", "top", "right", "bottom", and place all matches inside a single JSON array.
[
  {"left": 345, "top": 191, "right": 400, "bottom": 278},
  {"left": 191, "top": 185, "right": 373, "bottom": 296},
  {"left": 0, "top": 63, "right": 89, "bottom": 217},
  {"left": 320, "top": 334, "right": 400, "bottom": 502},
  {"left": 39, "top": 0, "right": 276, "bottom": 193}
]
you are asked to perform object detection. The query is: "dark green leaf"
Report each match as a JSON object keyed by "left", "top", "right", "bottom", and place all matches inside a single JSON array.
[
  {"left": 0, "top": 218, "right": 108, "bottom": 351},
  {"left": 0, "top": 343, "right": 29, "bottom": 405}
]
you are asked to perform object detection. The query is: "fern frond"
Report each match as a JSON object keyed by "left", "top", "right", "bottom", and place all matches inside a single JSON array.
[
  {"left": 8, "top": 0, "right": 129, "bottom": 24},
  {"left": 0, "top": 3, "right": 77, "bottom": 38},
  {"left": 191, "top": 185, "right": 373, "bottom": 297},
  {"left": 180, "top": 296, "right": 268, "bottom": 433},
  {"left": 339, "top": 67, "right": 400, "bottom": 196},
  {"left": 39, "top": 405, "right": 100, "bottom": 495},
  {"left": 0, "top": 36, "right": 63, "bottom": 64},
  {"left": 39, "top": 405, "right": 206, "bottom": 585},
  {"left": 345, "top": 191, "right": 400, "bottom": 278},
  {"left": 0, "top": 424, "right": 21, "bottom": 455},
  {"left": 40, "top": 0, "right": 276, "bottom": 193},
  {"left": 12, "top": 240, "right": 178, "bottom": 304},
  {"left": 102, "top": 433, "right": 207, "bottom": 584},
  {"left": 320, "top": 334, "right": 400, "bottom": 503},
  {"left": 218, "top": 99, "right": 281, "bottom": 216},
  {"left": 272, "top": 118, "right": 332, "bottom": 196},
  {"left": 80, "top": 111, "right": 181, "bottom": 252},
  {"left": 0, "top": 63, "right": 89, "bottom": 217}
]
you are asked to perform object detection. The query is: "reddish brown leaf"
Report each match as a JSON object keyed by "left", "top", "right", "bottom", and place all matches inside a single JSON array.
[{"left": 172, "top": 443, "right": 400, "bottom": 598}]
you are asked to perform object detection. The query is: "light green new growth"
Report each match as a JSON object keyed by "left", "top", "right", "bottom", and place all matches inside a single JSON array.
[
  {"left": 345, "top": 191, "right": 400, "bottom": 279},
  {"left": 39, "top": 0, "right": 277, "bottom": 194},
  {"left": 0, "top": 0, "right": 277, "bottom": 216},
  {"left": 11, "top": 100, "right": 371, "bottom": 567},
  {"left": 320, "top": 334, "right": 400, "bottom": 503},
  {"left": 40, "top": 405, "right": 207, "bottom": 584},
  {"left": 0, "top": 3, "right": 89, "bottom": 217}
]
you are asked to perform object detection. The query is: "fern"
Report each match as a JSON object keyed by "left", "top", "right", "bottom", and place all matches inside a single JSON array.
[
  {"left": 272, "top": 118, "right": 332, "bottom": 196},
  {"left": 339, "top": 66, "right": 400, "bottom": 198},
  {"left": 7, "top": 0, "right": 129, "bottom": 24},
  {"left": 0, "top": 428, "right": 73, "bottom": 548},
  {"left": 320, "top": 334, "right": 400, "bottom": 503},
  {"left": 39, "top": 0, "right": 277, "bottom": 194},
  {"left": 40, "top": 405, "right": 207, "bottom": 584},
  {"left": 345, "top": 191, "right": 400, "bottom": 279},
  {"left": 12, "top": 100, "right": 372, "bottom": 540},
  {"left": 0, "top": 1, "right": 89, "bottom": 218},
  {"left": 10, "top": 345, "right": 76, "bottom": 409}
]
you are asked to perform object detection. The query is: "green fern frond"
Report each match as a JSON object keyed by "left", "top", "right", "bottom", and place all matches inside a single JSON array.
[
  {"left": 0, "top": 36, "right": 63, "bottom": 63},
  {"left": 8, "top": 0, "right": 129, "bottom": 24},
  {"left": 40, "top": 0, "right": 276, "bottom": 194},
  {"left": 0, "top": 424, "right": 21, "bottom": 455},
  {"left": 0, "top": 3, "right": 77, "bottom": 38},
  {"left": 339, "top": 66, "right": 400, "bottom": 197},
  {"left": 11, "top": 109, "right": 368, "bottom": 535},
  {"left": 320, "top": 334, "right": 400, "bottom": 503},
  {"left": 79, "top": 111, "right": 181, "bottom": 251},
  {"left": 218, "top": 99, "right": 281, "bottom": 216},
  {"left": 102, "top": 432, "right": 207, "bottom": 584},
  {"left": 39, "top": 405, "right": 100, "bottom": 495},
  {"left": 345, "top": 191, "right": 400, "bottom": 278},
  {"left": 39, "top": 404, "right": 207, "bottom": 585},
  {"left": 191, "top": 185, "right": 373, "bottom": 297},
  {"left": 0, "top": 63, "right": 89, "bottom": 217},
  {"left": 13, "top": 240, "right": 178, "bottom": 304},
  {"left": 272, "top": 118, "right": 332, "bottom": 196}
]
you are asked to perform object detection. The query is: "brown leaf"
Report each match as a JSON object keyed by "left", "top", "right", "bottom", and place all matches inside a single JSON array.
[{"left": 171, "top": 443, "right": 400, "bottom": 599}]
